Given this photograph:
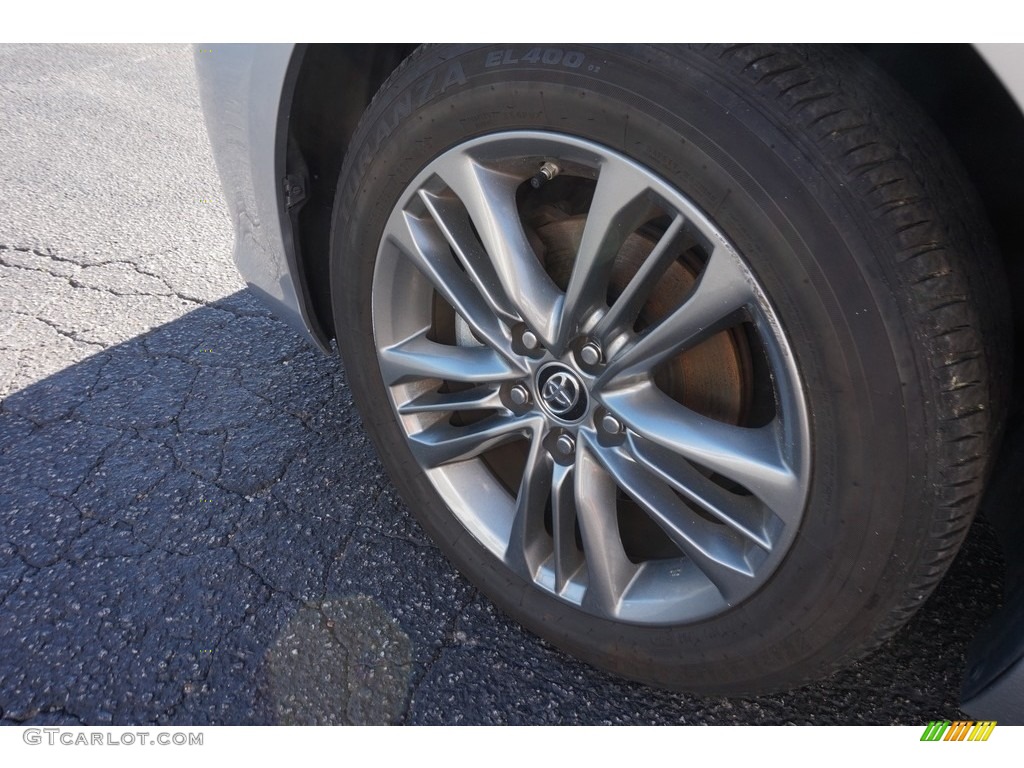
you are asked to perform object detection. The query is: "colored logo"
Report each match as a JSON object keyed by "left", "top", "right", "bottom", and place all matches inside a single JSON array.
[{"left": 920, "top": 720, "right": 997, "bottom": 741}]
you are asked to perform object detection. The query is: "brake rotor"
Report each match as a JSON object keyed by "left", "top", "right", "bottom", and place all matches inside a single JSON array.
[{"left": 533, "top": 211, "right": 750, "bottom": 426}]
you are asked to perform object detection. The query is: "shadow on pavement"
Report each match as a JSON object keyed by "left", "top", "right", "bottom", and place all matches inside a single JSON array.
[{"left": 0, "top": 290, "right": 1006, "bottom": 725}]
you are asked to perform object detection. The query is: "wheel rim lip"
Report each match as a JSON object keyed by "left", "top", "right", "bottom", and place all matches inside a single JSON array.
[{"left": 370, "top": 130, "right": 811, "bottom": 625}]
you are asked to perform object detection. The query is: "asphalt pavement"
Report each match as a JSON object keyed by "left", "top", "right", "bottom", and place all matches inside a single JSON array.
[{"left": 0, "top": 44, "right": 1008, "bottom": 725}]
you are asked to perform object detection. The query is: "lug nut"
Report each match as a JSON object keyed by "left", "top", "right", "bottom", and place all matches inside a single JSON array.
[
  {"left": 555, "top": 434, "right": 576, "bottom": 456},
  {"left": 579, "top": 341, "right": 602, "bottom": 366},
  {"left": 601, "top": 414, "right": 623, "bottom": 435},
  {"left": 521, "top": 329, "right": 539, "bottom": 350},
  {"left": 509, "top": 384, "right": 530, "bottom": 406}
]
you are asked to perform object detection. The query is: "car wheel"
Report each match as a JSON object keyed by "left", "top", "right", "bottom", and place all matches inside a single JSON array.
[{"left": 330, "top": 44, "right": 1008, "bottom": 693}]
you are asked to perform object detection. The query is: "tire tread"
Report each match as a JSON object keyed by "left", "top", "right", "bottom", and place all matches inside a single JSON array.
[{"left": 700, "top": 42, "right": 1010, "bottom": 680}]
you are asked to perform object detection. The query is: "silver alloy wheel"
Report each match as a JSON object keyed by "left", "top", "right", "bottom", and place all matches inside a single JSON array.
[{"left": 371, "top": 132, "right": 810, "bottom": 625}]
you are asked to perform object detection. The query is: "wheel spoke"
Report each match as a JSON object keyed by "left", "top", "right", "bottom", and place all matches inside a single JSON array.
[
  {"left": 602, "top": 384, "right": 801, "bottom": 517},
  {"left": 598, "top": 244, "right": 752, "bottom": 386},
  {"left": 557, "top": 160, "right": 657, "bottom": 345},
  {"left": 388, "top": 208, "right": 514, "bottom": 356},
  {"left": 626, "top": 434, "right": 772, "bottom": 549},
  {"left": 589, "top": 439, "right": 757, "bottom": 604},
  {"left": 505, "top": 430, "right": 554, "bottom": 580},
  {"left": 407, "top": 414, "right": 540, "bottom": 469},
  {"left": 417, "top": 190, "right": 520, "bottom": 323},
  {"left": 397, "top": 385, "right": 504, "bottom": 415},
  {"left": 379, "top": 330, "right": 524, "bottom": 386},
  {"left": 551, "top": 460, "right": 583, "bottom": 592},
  {"left": 591, "top": 214, "right": 691, "bottom": 343},
  {"left": 432, "top": 154, "right": 563, "bottom": 346},
  {"left": 575, "top": 437, "right": 638, "bottom": 617}
]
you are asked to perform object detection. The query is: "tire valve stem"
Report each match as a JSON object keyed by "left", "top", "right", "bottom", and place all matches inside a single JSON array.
[{"left": 529, "top": 161, "right": 560, "bottom": 189}]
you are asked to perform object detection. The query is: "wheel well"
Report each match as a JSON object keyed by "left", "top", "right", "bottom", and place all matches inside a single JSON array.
[
  {"left": 287, "top": 44, "right": 417, "bottom": 339},
  {"left": 286, "top": 44, "right": 1024, "bottom": 358}
]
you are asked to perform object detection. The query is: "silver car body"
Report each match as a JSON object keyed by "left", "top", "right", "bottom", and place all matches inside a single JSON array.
[{"left": 195, "top": 44, "right": 330, "bottom": 351}]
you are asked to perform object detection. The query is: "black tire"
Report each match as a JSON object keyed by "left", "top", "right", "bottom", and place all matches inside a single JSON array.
[{"left": 330, "top": 44, "right": 1009, "bottom": 694}]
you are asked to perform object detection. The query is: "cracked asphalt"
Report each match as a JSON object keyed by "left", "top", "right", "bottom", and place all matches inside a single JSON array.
[{"left": 0, "top": 44, "right": 1009, "bottom": 726}]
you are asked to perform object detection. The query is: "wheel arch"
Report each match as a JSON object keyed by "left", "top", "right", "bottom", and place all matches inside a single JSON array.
[{"left": 280, "top": 44, "right": 417, "bottom": 343}]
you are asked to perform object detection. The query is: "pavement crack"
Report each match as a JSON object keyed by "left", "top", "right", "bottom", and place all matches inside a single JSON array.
[
  {"left": 352, "top": 523, "right": 437, "bottom": 550},
  {"left": 228, "top": 542, "right": 304, "bottom": 604},
  {"left": 397, "top": 588, "right": 478, "bottom": 725},
  {"left": 9, "top": 310, "right": 108, "bottom": 350},
  {"left": 2, "top": 352, "right": 112, "bottom": 427},
  {"left": 2, "top": 705, "right": 87, "bottom": 725},
  {"left": 0, "top": 551, "right": 40, "bottom": 606}
]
